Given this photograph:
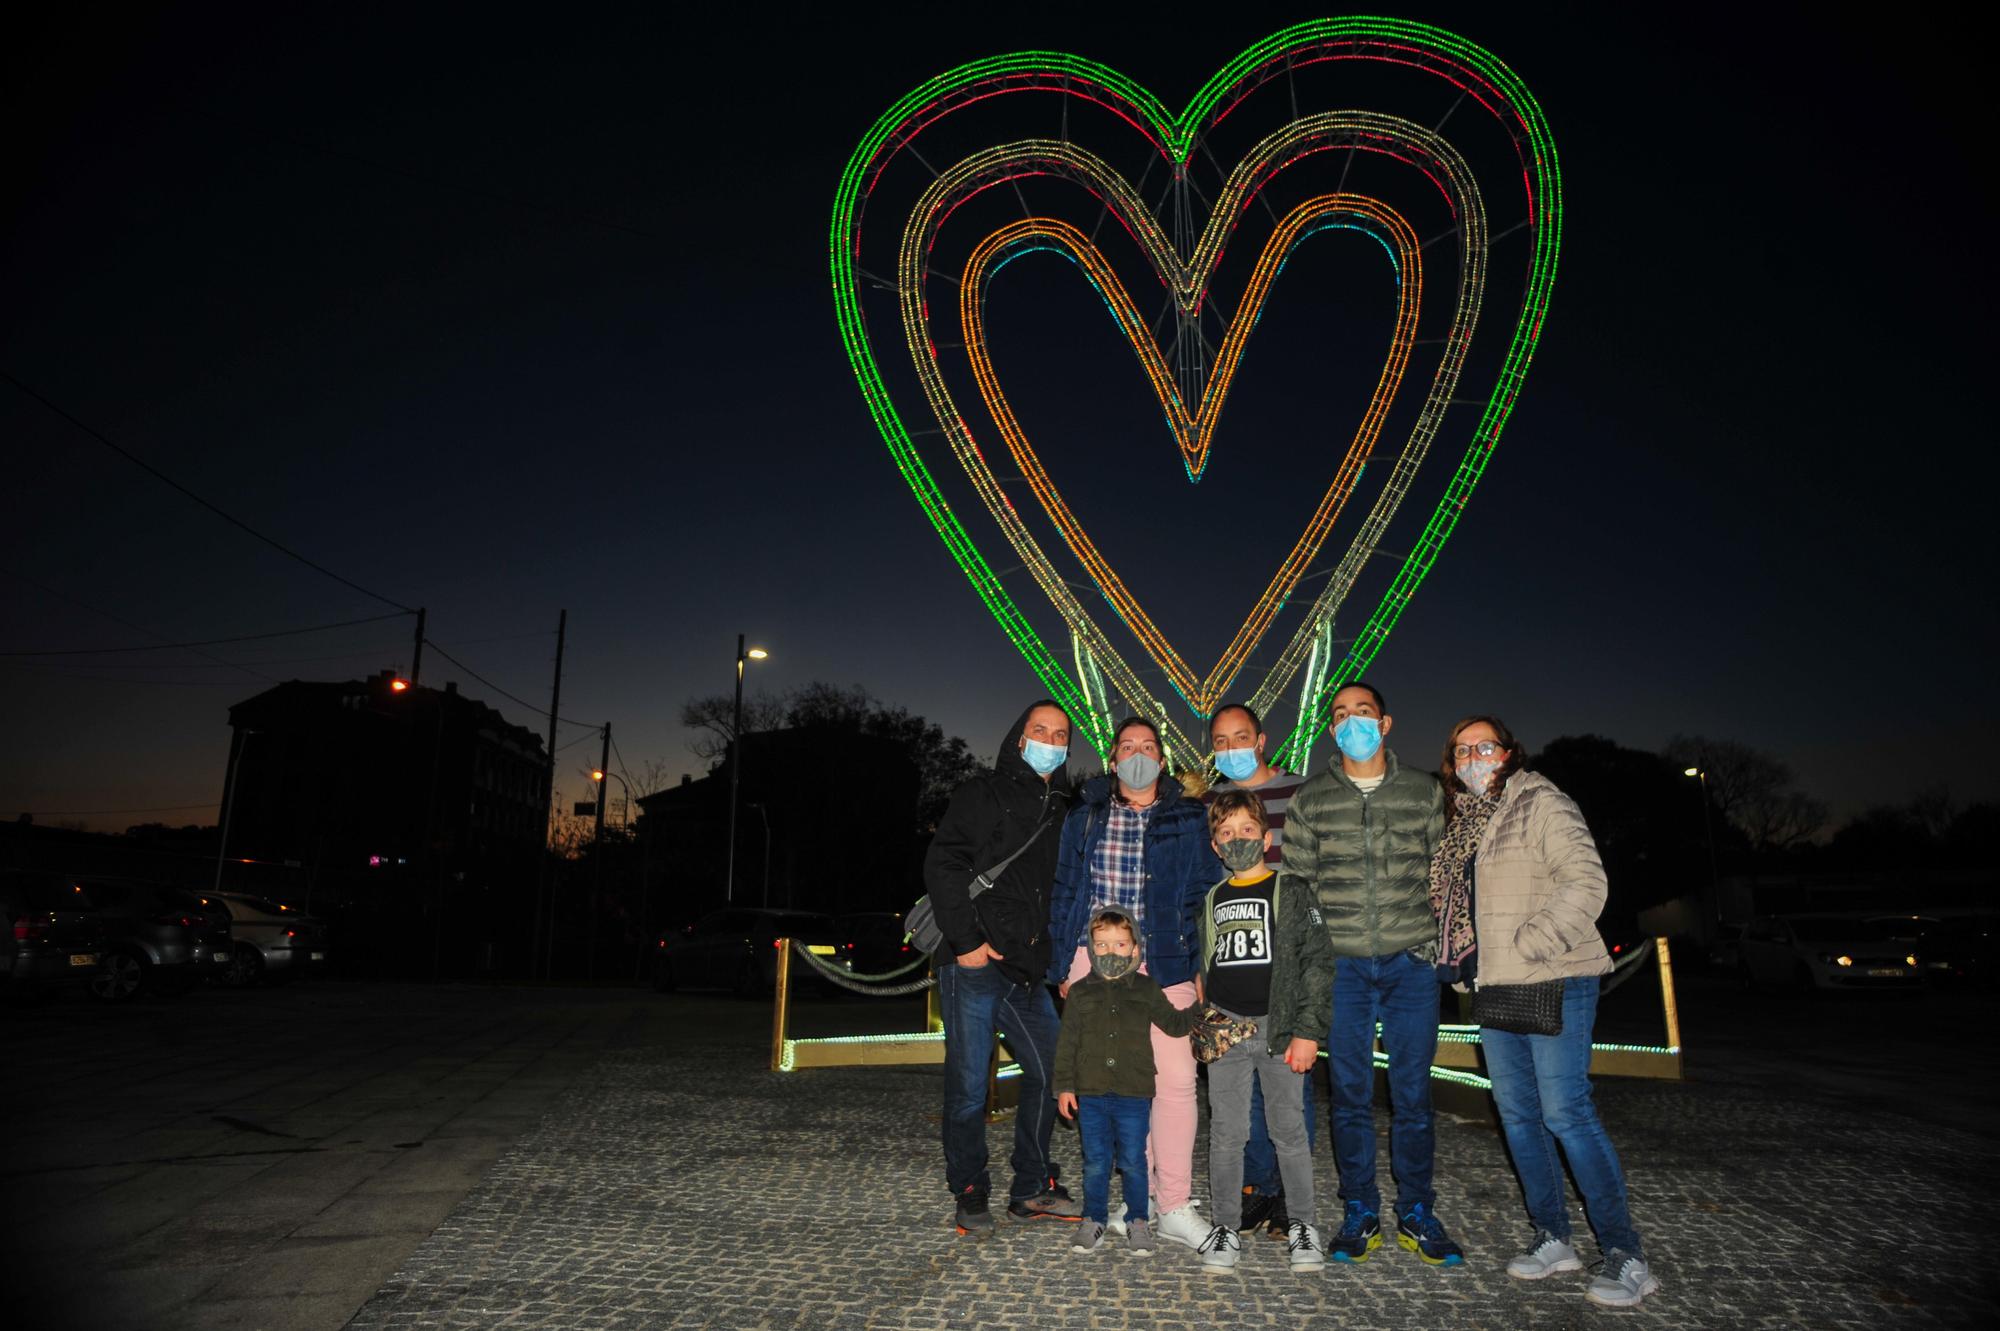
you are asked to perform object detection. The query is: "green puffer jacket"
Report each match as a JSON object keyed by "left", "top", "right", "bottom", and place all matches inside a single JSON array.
[
  {"left": 1281, "top": 749, "right": 1445, "bottom": 958},
  {"left": 1198, "top": 873, "right": 1337, "bottom": 1056}
]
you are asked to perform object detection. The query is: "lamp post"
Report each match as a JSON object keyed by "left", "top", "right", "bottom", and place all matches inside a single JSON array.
[
  {"left": 1683, "top": 765, "right": 1721, "bottom": 916},
  {"left": 726, "top": 635, "right": 769, "bottom": 903},
  {"left": 746, "top": 801, "right": 773, "bottom": 907}
]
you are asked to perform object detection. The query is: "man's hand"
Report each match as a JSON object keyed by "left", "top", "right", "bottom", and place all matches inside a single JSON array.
[
  {"left": 1057, "top": 1091, "right": 1078, "bottom": 1120},
  {"left": 1284, "top": 1037, "right": 1318, "bottom": 1074},
  {"left": 956, "top": 942, "right": 1004, "bottom": 969},
  {"left": 1056, "top": 980, "right": 1070, "bottom": 999}
]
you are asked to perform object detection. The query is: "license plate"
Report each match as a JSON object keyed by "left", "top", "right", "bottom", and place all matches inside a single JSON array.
[
  {"left": 213, "top": 950, "right": 231, "bottom": 963},
  {"left": 807, "top": 944, "right": 837, "bottom": 956},
  {"left": 1867, "top": 968, "right": 1903, "bottom": 977},
  {"left": 310, "top": 951, "right": 325, "bottom": 961},
  {"left": 69, "top": 952, "right": 97, "bottom": 967}
]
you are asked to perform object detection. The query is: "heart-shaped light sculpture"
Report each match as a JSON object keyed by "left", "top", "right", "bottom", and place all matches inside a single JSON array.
[{"left": 832, "top": 20, "right": 1560, "bottom": 765}]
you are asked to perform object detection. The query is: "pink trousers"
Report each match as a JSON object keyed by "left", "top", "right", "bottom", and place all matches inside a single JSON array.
[{"left": 1065, "top": 945, "right": 1200, "bottom": 1213}]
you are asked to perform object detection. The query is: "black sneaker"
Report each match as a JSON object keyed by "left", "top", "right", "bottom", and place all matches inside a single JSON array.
[
  {"left": 1395, "top": 1202, "right": 1465, "bottom": 1266},
  {"left": 1005, "top": 1179, "right": 1083, "bottom": 1222},
  {"left": 1262, "top": 1191, "right": 1293, "bottom": 1240},
  {"left": 1327, "top": 1200, "right": 1382, "bottom": 1262},
  {"left": 954, "top": 1188, "right": 994, "bottom": 1238},
  {"left": 1238, "top": 1188, "right": 1278, "bottom": 1233}
]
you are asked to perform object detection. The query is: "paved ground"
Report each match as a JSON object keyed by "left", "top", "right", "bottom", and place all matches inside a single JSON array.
[{"left": 7, "top": 973, "right": 1998, "bottom": 1329}]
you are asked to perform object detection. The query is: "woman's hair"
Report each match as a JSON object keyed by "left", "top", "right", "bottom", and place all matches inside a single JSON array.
[
  {"left": 1206, "top": 789, "right": 1270, "bottom": 837},
  {"left": 1438, "top": 714, "right": 1527, "bottom": 813},
  {"left": 1088, "top": 907, "right": 1138, "bottom": 947},
  {"left": 1112, "top": 715, "right": 1163, "bottom": 756}
]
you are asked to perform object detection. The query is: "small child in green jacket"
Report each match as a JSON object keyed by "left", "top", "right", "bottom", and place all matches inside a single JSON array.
[{"left": 1055, "top": 907, "right": 1203, "bottom": 1256}]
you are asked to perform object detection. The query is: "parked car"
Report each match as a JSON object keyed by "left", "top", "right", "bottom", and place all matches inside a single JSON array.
[
  {"left": 1869, "top": 913, "right": 1997, "bottom": 991},
  {"left": 1737, "top": 914, "right": 1922, "bottom": 993},
  {"left": 70, "top": 880, "right": 234, "bottom": 1001},
  {"left": 837, "top": 911, "right": 918, "bottom": 974},
  {"left": 652, "top": 908, "right": 851, "bottom": 996},
  {"left": 1, "top": 874, "right": 103, "bottom": 997},
  {"left": 199, "top": 891, "right": 329, "bottom": 987}
]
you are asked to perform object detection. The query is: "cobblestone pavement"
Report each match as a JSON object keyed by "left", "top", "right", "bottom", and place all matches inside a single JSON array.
[{"left": 349, "top": 1029, "right": 2000, "bottom": 1330}]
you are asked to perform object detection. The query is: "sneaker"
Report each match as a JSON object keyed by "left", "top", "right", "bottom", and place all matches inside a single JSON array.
[
  {"left": 1395, "top": 1202, "right": 1465, "bottom": 1267},
  {"left": 1106, "top": 1203, "right": 1127, "bottom": 1238},
  {"left": 1586, "top": 1250, "right": 1661, "bottom": 1307},
  {"left": 1263, "top": 1191, "right": 1293, "bottom": 1240},
  {"left": 1197, "top": 1223, "right": 1243, "bottom": 1271},
  {"left": 954, "top": 1189, "right": 994, "bottom": 1238},
  {"left": 1327, "top": 1201, "right": 1382, "bottom": 1263},
  {"left": 1070, "top": 1221, "right": 1106, "bottom": 1254},
  {"left": 1507, "top": 1230, "right": 1583, "bottom": 1281},
  {"left": 1126, "top": 1218, "right": 1154, "bottom": 1256},
  {"left": 1238, "top": 1188, "right": 1278, "bottom": 1233},
  {"left": 1286, "top": 1220, "right": 1326, "bottom": 1271},
  {"left": 1154, "top": 1202, "right": 1210, "bottom": 1249},
  {"left": 1006, "top": 1185, "right": 1082, "bottom": 1222}
]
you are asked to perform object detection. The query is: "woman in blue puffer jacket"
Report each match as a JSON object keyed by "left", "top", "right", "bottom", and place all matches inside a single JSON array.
[{"left": 1046, "top": 716, "right": 1223, "bottom": 1251}]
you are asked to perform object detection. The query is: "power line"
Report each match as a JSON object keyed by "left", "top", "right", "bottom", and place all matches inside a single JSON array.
[
  {"left": 10, "top": 567, "right": 278, "bottom": 684},
  {"left": 1, "top": 610, "right": 412, "bottom": 657},
  {"left": 421, "top": 637, "right": 598, "bottom": 731},
  {"left": 2, "top": 371, "right": 415, "bottom": 613}
]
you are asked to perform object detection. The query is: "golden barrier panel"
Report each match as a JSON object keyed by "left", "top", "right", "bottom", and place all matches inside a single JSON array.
[{"left": 772, "top": 936, "right": 1686, "bottom": 1088}]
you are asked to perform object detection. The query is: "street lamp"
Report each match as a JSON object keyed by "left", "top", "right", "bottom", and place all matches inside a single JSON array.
[
  {"left": 727, "top": 634, "right": 770, "bottom": 902},
  {"left": 590, "top": 768, "right": 632, "bottom": 826},
  {"left": 1683, "top": 765, "right": 1721, "bottom": 912}
]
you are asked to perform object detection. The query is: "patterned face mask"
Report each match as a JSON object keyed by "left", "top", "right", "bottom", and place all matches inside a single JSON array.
[
  {"left": 1090, "top": 950, "right": 1137, "bottom": 980},
  {"left": 1217, "top": 838, "right": 1266, "bottom": 873},
  {"left": 1456, "top": 759, "right": 1501, "bottom": 794}
]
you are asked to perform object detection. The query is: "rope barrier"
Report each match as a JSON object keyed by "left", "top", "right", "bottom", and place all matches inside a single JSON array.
[{"left": 789, "top": 940, "right": 937, "bottom": 996}]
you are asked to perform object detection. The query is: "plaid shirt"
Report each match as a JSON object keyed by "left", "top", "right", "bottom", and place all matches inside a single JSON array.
[{"left": 1087, "top": 799, "right": 1153, "bottom": 933}]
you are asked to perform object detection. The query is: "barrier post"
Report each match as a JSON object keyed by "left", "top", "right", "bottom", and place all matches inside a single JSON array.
[
  {"left": 925, "top": 970, "right": 944, "bottom": 1033},
  {"left": 769, "top": 936, "right": 793, "bottom": 1072},
  {"left": 1655, "top": 935, "right": 1684, "bottom": 1075}
]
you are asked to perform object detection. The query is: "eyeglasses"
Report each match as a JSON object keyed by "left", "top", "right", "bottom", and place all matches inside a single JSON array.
[{"left": 1452, "top": 740, "right": 1504, "bottom": 759}]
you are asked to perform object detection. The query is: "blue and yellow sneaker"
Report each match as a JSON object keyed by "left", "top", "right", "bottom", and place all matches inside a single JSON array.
[
  {"left": 1395, "top": 1202, "right": 1465, "bottom": 1266},
  {"left": 1327, "top": 1200, "right": 1383, "bottom": 1263}
]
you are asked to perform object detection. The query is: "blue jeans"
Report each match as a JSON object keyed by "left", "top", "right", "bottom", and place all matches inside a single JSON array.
[
  {"left": 1244, "top": 1063, "right": 1318, "bottom": 1194},
  {"left": 938, "top": 960, "right": 1062, "bottom": 1202},
  {"left": 1482, "top": 975, "right": 1642, "bottom": 1254},
  {"left": 1076, "top": 1092, "right": 1152, "bottom": 1223},
  {"left": 1327, "top": 950, "right": 1438, "bottom": 1213}
]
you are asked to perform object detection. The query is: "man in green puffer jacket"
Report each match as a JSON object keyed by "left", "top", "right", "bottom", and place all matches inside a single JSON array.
[{"left": 1281, "top": 682, "right": 1461, "bottom": 1268}]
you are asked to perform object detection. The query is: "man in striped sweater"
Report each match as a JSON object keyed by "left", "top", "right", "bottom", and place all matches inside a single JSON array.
[{"left": 1204, "top": 703, "right": 1315, "bottom": 1237}]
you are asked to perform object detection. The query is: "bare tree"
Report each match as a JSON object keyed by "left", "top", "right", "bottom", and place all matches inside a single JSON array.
[
  {"left": 680, "top": 691, "right": 788, "bottom": 762},
  {"left": 1662, "top": 735, "right": 1827, "bottom": 849}
]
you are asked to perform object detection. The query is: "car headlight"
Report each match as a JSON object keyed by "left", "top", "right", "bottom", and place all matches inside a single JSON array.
[
  {"left": 1819, "top": 954, "right": 1853, "bottom": 967},
  {"left": 1906, "top": 955, "right": 1918, "bottom": 967}
]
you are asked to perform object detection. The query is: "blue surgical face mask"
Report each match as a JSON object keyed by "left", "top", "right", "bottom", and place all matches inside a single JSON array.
[
  {"left": 1114, "top": 752, "right": 1162, "bottom": 790},
  {"left": 1021, "top": 737, "right": 1068, "bottom": 776},
  {"left": 1456, "top": 759, "right": 1501, "bottom": 794},
  {"left": 1333, "top": 714, "right": 1383, "bottom": 762},
  {"left": 1214, "top": 746, "right": 1259, "bottom": 782}
]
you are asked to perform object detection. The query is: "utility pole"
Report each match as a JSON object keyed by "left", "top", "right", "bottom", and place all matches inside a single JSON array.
[
  {"left": 212, "top": 727, "right": 251, "bottom": 894},
  {"left": 727, "top": 635, "right": 744, "bottom": 902},
  {"left": 539, "top": 610, "right": 566, "bottom": 981},
  {"left": 410, "top": 607, "right": 427, "bottom": 686},
  {"left": 589, "top": 720, "right": 610, "bottom": 981}
]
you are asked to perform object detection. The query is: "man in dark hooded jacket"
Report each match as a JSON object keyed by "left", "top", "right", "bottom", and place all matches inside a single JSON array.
[{"left": 922, "top": 699, "right": 1080, "bottom": 1236}]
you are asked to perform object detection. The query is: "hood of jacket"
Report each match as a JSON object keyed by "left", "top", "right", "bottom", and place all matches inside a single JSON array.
[{"left": 993, "top": 699, "right": 1077, "bottom": 797}]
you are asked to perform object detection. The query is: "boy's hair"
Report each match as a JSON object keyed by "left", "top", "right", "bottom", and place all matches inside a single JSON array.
[
  {"left": 1206, "top": 789, "right": 1270, "bottom": 837},
  {"left": 1088, "top": 907, "right": 1138, "bottom": 944}
]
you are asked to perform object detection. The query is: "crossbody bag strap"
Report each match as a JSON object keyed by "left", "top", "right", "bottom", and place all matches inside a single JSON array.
[{"left": 970, "top": 816, "right": 1052, "bottom": 895}]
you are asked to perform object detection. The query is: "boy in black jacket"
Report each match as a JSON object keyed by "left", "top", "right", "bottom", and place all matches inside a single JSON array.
[{"left": 922, "top": 700, "right": 1076, "bottom": 1237}]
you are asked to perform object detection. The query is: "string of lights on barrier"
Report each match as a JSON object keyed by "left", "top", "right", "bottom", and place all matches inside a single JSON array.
[{"left": 832, "top": 19, "right": 1563, "bottom": 760}]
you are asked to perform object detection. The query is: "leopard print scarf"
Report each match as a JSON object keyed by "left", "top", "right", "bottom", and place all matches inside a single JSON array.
[{"left": 1429, "top": 787, "right": 1500, "bottom": 968}]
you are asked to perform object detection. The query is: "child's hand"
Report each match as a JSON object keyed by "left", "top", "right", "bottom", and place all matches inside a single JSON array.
[
  {"left": 1284, "top": 1037, "right": 1318, "bottom": 1074},
  {"left": 1057, "top": 1091, "right": 1078, "bottom": 1120}
]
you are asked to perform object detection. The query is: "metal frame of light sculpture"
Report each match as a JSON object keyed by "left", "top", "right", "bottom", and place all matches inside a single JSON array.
[{"left": 831, "top": 19, "right": 1562, "bottom": 761}]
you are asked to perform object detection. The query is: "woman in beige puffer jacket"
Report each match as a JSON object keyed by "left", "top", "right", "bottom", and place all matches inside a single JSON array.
[{"left": 1431, "top": 716, "right": 1660, "bottom": 1309}]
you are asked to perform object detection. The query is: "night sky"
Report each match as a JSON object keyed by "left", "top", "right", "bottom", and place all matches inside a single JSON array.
[{"left": 4, "top": 4, "right": 1992, "bottom": 833}]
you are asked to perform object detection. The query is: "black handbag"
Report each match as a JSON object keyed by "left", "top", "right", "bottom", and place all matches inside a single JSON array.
[{"left": 1473, "top": 978, "right": 1566, "bottom": 1036}]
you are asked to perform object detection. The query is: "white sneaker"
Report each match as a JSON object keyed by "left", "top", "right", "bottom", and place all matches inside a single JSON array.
[
  {"left": 1197, "top": 1223, "right": 1242, "bottom": 1271},
  {"left": 1286, "top": 1220, "right": 1325, "bottom": 1271},
  {"left": 1587, "top": 1251, "right": 1661, "bottom": 1307},
  {"left": 1105, "top": 1203, "right": 1126, "bottom": 1237},
  {"left": 1154, "top": 1202, "right": 1209, "bottom": 1250},
  {"left": 1507, "top": 1231, "right": 1583, "bottom": 1280}
]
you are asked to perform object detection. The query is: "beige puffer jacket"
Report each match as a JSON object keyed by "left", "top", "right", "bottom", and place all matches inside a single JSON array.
[{"left": 1469, "top": 771, "right": 1613, "bottom": 985}]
